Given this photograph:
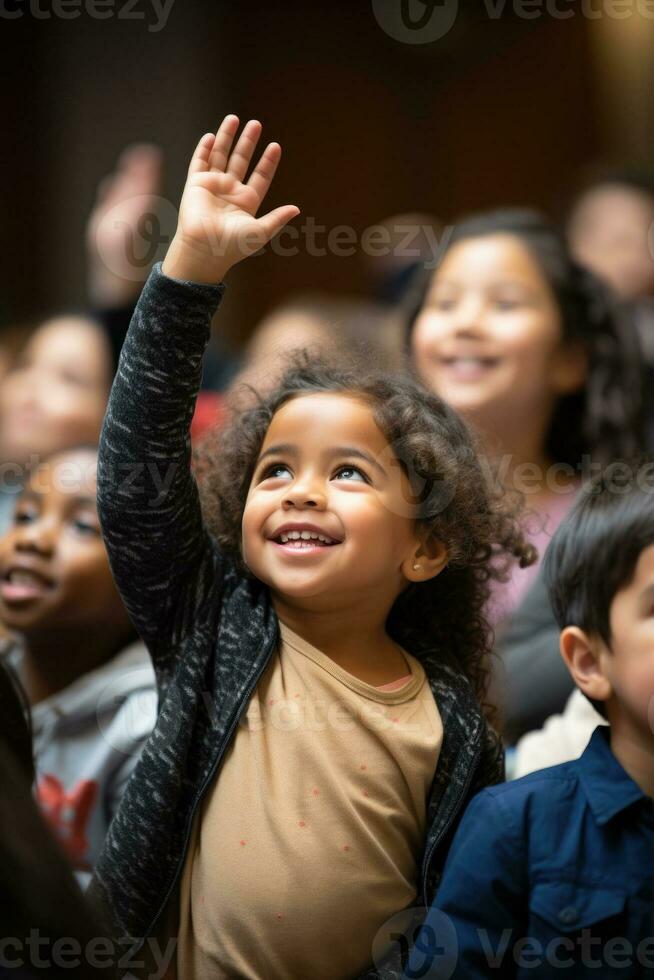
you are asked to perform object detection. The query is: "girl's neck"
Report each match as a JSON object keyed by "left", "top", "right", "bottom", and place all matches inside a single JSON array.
[
  {"left": 19, "top": 628, "right": 128, "bottom": 705},
  {"left": 271, "top": 594, "right": 409, "bottom": 686},
  {"left": 475, "top": 419, "right": 575, "bottom": 512}
]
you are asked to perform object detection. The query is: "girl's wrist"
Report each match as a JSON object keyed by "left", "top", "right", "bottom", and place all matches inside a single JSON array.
[{"left": 162, "top": 235, "right": 231, "bottom": 285}]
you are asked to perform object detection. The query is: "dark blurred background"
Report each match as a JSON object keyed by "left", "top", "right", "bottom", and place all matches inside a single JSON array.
[{"left": 3, "top": 0, "right": 653, "bottom": 342}]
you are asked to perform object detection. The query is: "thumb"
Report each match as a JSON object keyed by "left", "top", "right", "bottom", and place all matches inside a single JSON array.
[{"left": 255, "top": 204, "right": 300, "bottom": 243}]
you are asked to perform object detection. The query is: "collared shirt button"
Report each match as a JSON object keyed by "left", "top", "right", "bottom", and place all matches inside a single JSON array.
[{"left": 558, "top": 906, "right": 579, "bottom": 925}]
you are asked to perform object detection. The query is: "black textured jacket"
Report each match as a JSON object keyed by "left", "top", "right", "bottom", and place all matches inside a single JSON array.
[{"left": 90, "top": 263, "right": 504, "bottom": 979}]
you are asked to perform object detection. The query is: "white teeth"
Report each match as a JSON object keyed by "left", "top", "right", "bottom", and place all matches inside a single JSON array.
[
  {"left": 278, "top": 530, "right": 335, "bottom": 544},
  {"left": 445, "top": 357, "right": 494, "bottom": 367}
]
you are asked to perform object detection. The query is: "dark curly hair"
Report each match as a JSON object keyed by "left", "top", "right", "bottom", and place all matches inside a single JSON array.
[
  {"left": 197, "top": 348, "right": 536, "bottom": 715},
  {"left": 404, "top": 208, "right": 647, "bottom": 467}
]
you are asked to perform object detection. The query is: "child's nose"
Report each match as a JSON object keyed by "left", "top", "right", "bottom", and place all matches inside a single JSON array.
[
  {"left": 452, "top": 295, "right": 487, "bottom": 335},
  {"left": 282, "top": 476, "right": 327, "bottom": 509},
  {"left": 15, "top": 520, "right": 57, "bottom": 557}
]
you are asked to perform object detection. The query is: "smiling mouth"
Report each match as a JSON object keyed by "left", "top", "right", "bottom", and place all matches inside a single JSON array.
[
  {"left": 270, "top": 530, "right": 341, "bottom": 553},
  {"left": 438, "top": 356, "right": 500, "bottom": 380},
  {"left": 441, "top": 355, "right": 498, "bottom": 367},
  {"left": 0, "top": 568, "right": 55, "bottom": 602}
]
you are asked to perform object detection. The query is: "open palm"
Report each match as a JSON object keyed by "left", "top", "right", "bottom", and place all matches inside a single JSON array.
[{"left": 169, "top": 115, "right": 299, "bottom": 282}]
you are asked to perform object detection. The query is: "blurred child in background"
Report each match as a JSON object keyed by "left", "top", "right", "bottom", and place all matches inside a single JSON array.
[
  {"left": 0, "top": 445, "right": 156, "bottom": 883},
  {"left": 0, "top": 315, "right": 114, "bottom": 482},
  {"left": 567, "top": 171, "right": 654, "bottom": 306},
  {"left": 407, "top": 209, "right": 647, "bottom": 740},
  {"left": 567, "top": 170, "right": 654, "bottom": 446},
  {"left": 226, "top": 292, "right": 403, "bottom": 404}
]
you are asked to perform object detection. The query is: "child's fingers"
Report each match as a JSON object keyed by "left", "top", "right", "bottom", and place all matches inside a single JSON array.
[
  {"left": 256, "top": 204, "right": 300, "bottom": 242},
  {"left": 209, "top": 115, "right": 240, "bottom": 173},
  {"left": 246, "top": 142, "right": 282, "bottom": 204},
  {"left": 188, "top": 133, "right": 216, "bottom": 177},
  {"left": 226, "top": 119, "right": 263, "bottom": 182}
]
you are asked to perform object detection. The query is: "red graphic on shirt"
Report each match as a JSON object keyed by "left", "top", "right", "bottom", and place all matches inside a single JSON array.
[{"left": 36, "top": 774, "right": 98, "bottom": 868}]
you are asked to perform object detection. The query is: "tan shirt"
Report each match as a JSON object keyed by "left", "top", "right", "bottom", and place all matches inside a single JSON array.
[{"left": 175, "top": 622, "right": 443, "bottom": 980}]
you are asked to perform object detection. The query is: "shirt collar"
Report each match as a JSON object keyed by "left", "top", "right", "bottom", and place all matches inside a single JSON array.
[{"left": 578, "top": 725, "right": 649, "bottom": 826}]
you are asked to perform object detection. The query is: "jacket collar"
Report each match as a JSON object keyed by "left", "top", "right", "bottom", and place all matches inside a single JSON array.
[{"left": 578, "top": 725, "right": 649, "bottom": 826}]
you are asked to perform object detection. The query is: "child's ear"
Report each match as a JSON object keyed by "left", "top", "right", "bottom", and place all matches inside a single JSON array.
[
  {"left": 403, "top": 531, "right": 448, "bottom": 584},
  {"left": 560, "top": 626, "right": 612, "bottom": 703}
]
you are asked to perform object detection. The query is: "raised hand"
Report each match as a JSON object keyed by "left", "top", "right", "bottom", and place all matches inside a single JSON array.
[
  {"left": 86, "top": 143, "right": 164, "bottom": 306},
  {"left": 162, "top": 115, "right": 300, "bottom": 284}
]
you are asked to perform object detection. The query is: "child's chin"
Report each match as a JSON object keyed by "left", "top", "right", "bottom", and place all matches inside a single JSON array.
[
  {"left": 0, "top": 603, "right": 47, "bottom": 631},
  {"left": 271, "top": 574, "right": 331, "bottom": 600}
]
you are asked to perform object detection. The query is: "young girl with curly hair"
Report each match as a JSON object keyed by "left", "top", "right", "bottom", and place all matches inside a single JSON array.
[{"left": 89, "top": 116, "right": 533, "bottom": 980}]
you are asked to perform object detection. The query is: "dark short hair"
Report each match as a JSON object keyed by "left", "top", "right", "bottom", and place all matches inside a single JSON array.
[{"left": 544, "top": 456, "right": 654, "bottom": 646}]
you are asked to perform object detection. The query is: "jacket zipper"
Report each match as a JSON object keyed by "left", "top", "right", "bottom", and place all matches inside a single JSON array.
[
  {"left": 130, "top": 630, "right": 279, "bottom": 956},
  {"left": 420, "top": 732, "right": 483, "bottom": 908}
]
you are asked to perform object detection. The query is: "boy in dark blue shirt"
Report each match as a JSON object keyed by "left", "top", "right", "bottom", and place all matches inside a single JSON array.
[{"left": 404, "top": 459, "right": 654, "bottom": 978}]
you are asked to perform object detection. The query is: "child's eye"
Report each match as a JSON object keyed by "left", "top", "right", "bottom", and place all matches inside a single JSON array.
[
  {"left": 494, "top": 298, "right": 522, "bottom": 311},
  {"left": 432, "top": 298, "right": 456, "bottom": 312},
  {"left": 333, "top": 466, "right": 368, "bottom": 483},
  {"left": 71, "top": 518, "right": 100, "bottom": 537},
  {"left": 263, "top": 463, "right": 292, "bottom": 480},
  {"left": 13, "top": 507, "right": 38, "bottom": 525}
]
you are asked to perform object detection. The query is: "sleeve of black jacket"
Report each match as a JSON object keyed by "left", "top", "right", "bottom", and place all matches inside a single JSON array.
[{"left": 97, "top": 261, "right": 227, "bottom": 673}]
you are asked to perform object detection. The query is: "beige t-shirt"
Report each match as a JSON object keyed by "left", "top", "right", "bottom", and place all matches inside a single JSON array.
[{"left": 175, "top": 622, "right": 443, "bottom": 980}]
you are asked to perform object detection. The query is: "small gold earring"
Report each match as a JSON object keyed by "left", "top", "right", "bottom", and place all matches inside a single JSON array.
[{"left": 412, "top": 563, "right": 420, "bottom": 570}]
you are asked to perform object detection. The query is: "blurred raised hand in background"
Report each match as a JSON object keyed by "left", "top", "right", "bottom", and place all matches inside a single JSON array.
[{"left": 86, "top": 143, "right": 164, "bottom": 309}]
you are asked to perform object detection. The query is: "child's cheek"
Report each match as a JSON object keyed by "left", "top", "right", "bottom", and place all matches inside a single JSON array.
[
  {"left": 240, "top": 506, "right": 268, "bottom": 577},
  {"left": 625, "top": 658, "right": 654, "bottom": 732},
  {"left": 240, "top": 522, "right": 256, "bottom": 569}
]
